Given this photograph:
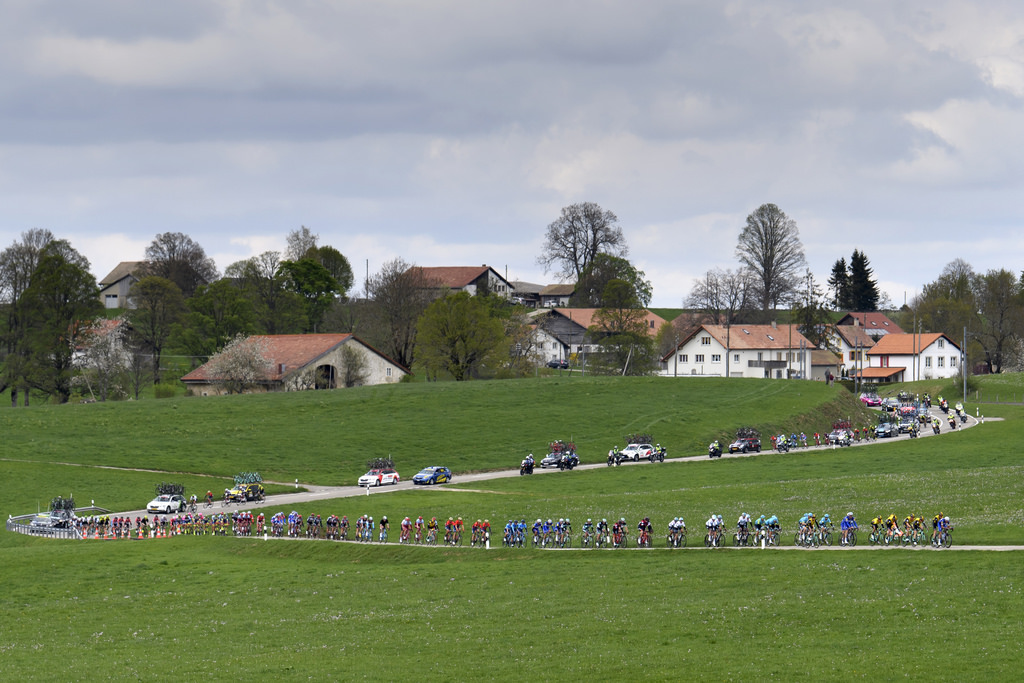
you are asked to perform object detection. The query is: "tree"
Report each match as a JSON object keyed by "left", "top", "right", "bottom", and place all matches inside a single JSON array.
[
  {"left": 77, "top": 318, "right": 129, "bottom": 401},
  {"left": 685, "top": 268, "right": 753, "bottom": 324},
  {"left": 537, "top": 202, "right": 627, "bottom": 281},
  {"left": 500, "top": 308, "right": 542, "bottom": 378},
  {"left": 416, "top": 292, "right": 505, "bottom": 381},
  {"left": 310, "top": 246, "right": 354, "bottom": 300},
  {"left": 276, "top": 258, "right": 340, "bottom": 332},
  {"left": 974, "top": 269, "right": 1022, "bottom": 374},
  {"left": 204, "top": 334, "right": 270, "bottom": 394},
  {"left": 142, "top": 232, "right": 219, "bottom": 298},
  {"left": 364, "top": 258, "right": 442, "bottom": 369},
  {"left": 735, "top": 203, "right": 806, "bottom": 311},
  {"left": 225, "top": 252, "right": 306, "bottom": 334},
  {"left": 175, "top": 279, "right": 256, "bottom": 361},
  {"left": 848, "top": 250, "right": 880, "bottom": 312},
  {"left": 915, "top": 259, "right": 979, "bottom": 341},
  {"left": 827, "top": 257, "right": 851, "bottom": 310},
  {"left": 792, "top": 270, "right": 833, "bottom": 349},
  {"left": 20, "top": 240, "right": 102, "bottom": 403},
  {"left": 340, "top": 344, "right": 369, "bottom": 388},
  {"left": 127, "top": 276, "right": 187, "bottom": 384},
  {"left": 571, "top": 254, "right": 652, "bottom": 308},
  {"left": 588, "top": 279, "right": 656, "bottom": 375},
  {"left": 0, "top": 228, "right": 57, "bottom": 406},
  {"left": 285, "top": 226, "right": 319, "bottom": 262}
]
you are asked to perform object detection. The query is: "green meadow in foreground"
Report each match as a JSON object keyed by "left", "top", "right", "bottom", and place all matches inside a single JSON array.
[{"left": 1, "top": 377, "right": 1021, "bottom": 680}]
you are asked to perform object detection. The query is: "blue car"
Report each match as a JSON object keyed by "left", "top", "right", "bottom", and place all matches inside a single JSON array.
[{"left": 412, "top": 466, "right": 453, "bottom": 485}]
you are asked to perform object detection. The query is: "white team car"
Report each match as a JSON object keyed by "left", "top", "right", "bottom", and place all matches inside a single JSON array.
[
  {"left": 358, "top": 468, "right": 401, "bottom": 487},
  {"left": 619, "top": 443, "right": 654, "bottom": 462},
  {"left": 147, "top": 494, "right": 186, "bottom": 514}
]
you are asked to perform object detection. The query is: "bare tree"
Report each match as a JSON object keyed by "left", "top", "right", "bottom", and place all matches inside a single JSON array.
[
  {"left": 285, "top": 226, "right": 318, "bottom": 261},
  {"left": 206, "top": 334, "right": 271, "bottom": 394},
  {"left": 142, "top": 232, "right": 219, "bottom": 298},
  {"left": 537, "top": 202, "right": 628, "bottom": 281},
  {"left": 735, "top": 203, "right": 806, "bottom": 311},
  {"left": 340, "top": 344, "right": 369, "bottom": 387},
  {"left": 685, "top": 268, "right": 753, "bottom": 324},
  {"left": 365, "top": 258, "right": 441, "bottom": 368},
  {"left": 226, "top": 251, "right": 306, "bottom": 334}
]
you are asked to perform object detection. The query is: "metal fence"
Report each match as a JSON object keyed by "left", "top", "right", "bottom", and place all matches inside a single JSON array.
[{"left": 5, "top": 506, "right": 111, "bottom": 541}]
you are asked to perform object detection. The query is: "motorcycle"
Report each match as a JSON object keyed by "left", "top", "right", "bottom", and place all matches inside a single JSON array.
[
  {"left": 776, "top": 439, "right": 790, "bottom": 453},
  {"left": 520, "top": 460, "right": 534, "bottom": 475},
  {"left": 557, "top": 454, "right": 579, "bottom": 470},
  {"left": 648, "top": 447, "right": 666, "bottom": 463},
  {"left": 708, "top": 443, "right": 722, "bottom": 458}
]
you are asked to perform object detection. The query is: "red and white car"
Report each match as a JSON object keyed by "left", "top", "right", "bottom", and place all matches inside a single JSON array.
[
  {"left": 619, "top": 443, "right": 654, "bottom": 462},
  {"left": 358, "top": 468, "right": 400, "bottom": 487}
]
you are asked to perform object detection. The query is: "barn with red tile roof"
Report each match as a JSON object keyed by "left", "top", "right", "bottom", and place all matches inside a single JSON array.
[
  {"left": 181, "top": 334, "right": 408, "bottom": 396},
  {"left": 411, "top": 265, "right": 513, "bottom": 298}
]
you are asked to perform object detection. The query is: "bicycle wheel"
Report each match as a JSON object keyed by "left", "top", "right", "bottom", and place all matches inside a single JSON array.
[
  {"left": 942, "top": 532, "right": 952, "bottom": 548},
  {"left": 565, "top": 535, "right": 572, "bottom": 548},
  {"left": 848, "top": 530, "right": 857, "bottom": 547},
  {"left": 681, "top": 533, "right": 687, "bottom": 547},
  {"left": 822, "top": 531, "right": 832, "bottom": 546},
  {"left": 794, "top": 532, "right": 801, "bottom": 546},
  {"left": 704, "top": 534, "right": 712, "bottom": 548}
]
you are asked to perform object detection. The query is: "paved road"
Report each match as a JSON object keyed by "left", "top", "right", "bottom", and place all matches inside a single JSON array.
[{"left": 102, "top": 403, "right": 990, "bottom": 519}]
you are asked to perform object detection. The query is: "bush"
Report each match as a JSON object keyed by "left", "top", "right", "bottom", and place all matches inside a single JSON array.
[{"left": 154, "top": 383, "right": 178, "bottom": 399}]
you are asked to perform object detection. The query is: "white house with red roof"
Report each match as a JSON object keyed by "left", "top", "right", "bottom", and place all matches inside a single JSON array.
[
  {"left": 863, "top": 332, "right": 961, "bottom": 382},
  {"left": 835, "top": 312, "right": 904, "bottom": 339},
  {"left": 181, "top": 334, "right": 408, "bottom": 396},
  {"left": 411, "top": 265, "right": 514, "bottom": 298},
  {"left": 660, "top": 323, "right": 815, "bottom": 379}
]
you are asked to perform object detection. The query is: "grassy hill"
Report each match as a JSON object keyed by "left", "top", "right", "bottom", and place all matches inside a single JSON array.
[
  {"left": 0, "top": 376, "right": 870, "bottom": 493},
  {"left": 1, "top": 377, "right": 1021, "bottom": 680}
]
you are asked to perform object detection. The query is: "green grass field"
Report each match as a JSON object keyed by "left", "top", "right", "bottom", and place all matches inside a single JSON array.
[{"left": 1, "top": 377, "right": 1021, "bottom": 681}]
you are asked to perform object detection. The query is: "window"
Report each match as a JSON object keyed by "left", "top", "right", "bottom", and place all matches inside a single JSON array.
[
  {"left": 950, "top": 356, "right": 958, "bottom": 367},
  {"left": 711, "top": 354, "right": 721, "bottom": 362},
  {"left": 695, "top": 354, "right": 705, "bottom": 363},
  {"left": 386, "top": 367, "right": 392, "bottom": 377},
  {"left": 938, "top": 339, "right": 945, "bottom": 349},
  {"left": 733, "top": 354, "right": 740, "bottom": 362},
  {"left": 679, "top": 354, "right": 688, "bottom": 363},
  {"left": 701, "top": 336, "right": 711, "bottom": 345},
  {"left": 925, "top": 357, "right": 932, "bottom": 368},
  {"left": 938, "top": 357, "right": 945, "bottom": 367},
  {"left": 757, "top": 352, "right": 763, "bottom": 361}
]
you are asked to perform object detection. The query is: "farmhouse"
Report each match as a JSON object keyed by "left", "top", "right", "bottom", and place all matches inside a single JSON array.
[
  {"left": 181, "top": 334, "right": 408, "bottom": 396},
  {"left": 97, "top": 261, "right": 143, "bottom": 309},
  {"left": 864, "top": 332, "right": 962, "bottom": 382},
  {"left": 531, "top": 307, "right": 667, "bottom": 364},
  {"left": 660, "top": 323, "right": 814, "bottom": 378},
  {"left": 411, "top": 265, "right": 514, "bottom": 298}
]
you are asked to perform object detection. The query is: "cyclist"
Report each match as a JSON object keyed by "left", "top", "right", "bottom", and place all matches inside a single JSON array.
[
  {"left": 912, "top": 514, "right": 925, "bottom": 543},
  {"left": 705, "top": 514, "right": 719, "bottom": 545},
  {"left": 400, "top": 516, "right": 412, "bottom": 543},
  {"left": 541, "top": 518, "right": 553, "bottom": 545},
  {"left": 379, "top": 516, "right": 389, "bottom": 542},
  {"left": 938, "top": 515, "right": 952, "bottom": 543},
  {"left": 531, "top": 518, "right": 542, "bottom": 545},
  {"left": 596, "top": 518, "right": 609, "bottom": 546},
  {"left": 902, "top": 514, "right": 915, "bottom": 539},
  {"left": 819, "top": 513, "right": 832, "bottom": 541},
  {"left": 737, "top": 512, "right": 751, "bottom": 543},
  {"left": 456, "top": 517, "right": 466, "bottom": 544},
  {"left": 582, "top": 518, "right": 595, "bottom": 544},
  {"left": 426, "top": 516, "right": 439, "bottom": 542},
  {"left": 445, "top": 517, "right": 456, "bottom": 544},
  {"left": 931, "top": 512, "right": 944, "bottom": 544},
  {"left": 415, "top": 516, "right": 425, "bottom": 543},
  {"left": 205, "top": 490, "right": 213, "bottom": 506},
  {"left": 840, "top": 512, "right": 858, "bottom": 545},
  {"left": 481, "top": 519, "right": 491, "bottom": 542},
  {"left": 636, "top": 517, "right": 648, "bottom": 546},
  {"left": 884, "top": 514, "right": 901, "bottom": 542},
  {"left": 503, "top": 520, "right": 515, "bottom": 546}
]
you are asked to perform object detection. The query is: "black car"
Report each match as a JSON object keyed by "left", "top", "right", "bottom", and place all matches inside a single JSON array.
[
  {"left": 546, "top": 359, "right": 568, "bottom": 369},
  {"left": 875, "top": 422, "right": 896, "bottom": 438},
  {"left": 728, "top": 437, "right": 761, "bottom": 453}
]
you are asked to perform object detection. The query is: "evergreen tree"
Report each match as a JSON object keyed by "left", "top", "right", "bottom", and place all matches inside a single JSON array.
[
  {"left": 827, "top": 258, "right": 851, "bottom": 310},
  {"left": 848, "top": 250, "right": 880, "bottom": 311}
]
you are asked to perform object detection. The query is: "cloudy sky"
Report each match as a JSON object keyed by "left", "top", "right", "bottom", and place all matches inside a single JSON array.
[{"left": 3, "top": 1, "right": 1023, "bottom": 307}]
